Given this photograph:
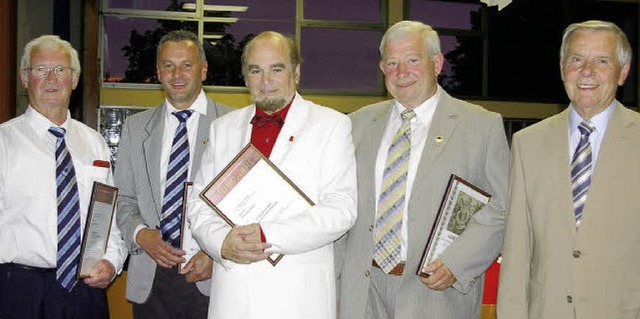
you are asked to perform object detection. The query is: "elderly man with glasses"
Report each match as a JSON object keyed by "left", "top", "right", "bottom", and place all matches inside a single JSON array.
[{"left": 0, "top": 35, "right": 127, "bottom": 319}]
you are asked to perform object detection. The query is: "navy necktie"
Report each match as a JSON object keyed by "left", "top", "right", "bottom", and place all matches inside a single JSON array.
[
  {"left": 160, "top": 110, "right": 193, "bottom": 248},
  {"left": 49, "top": 127, "right": 81, "bottom": 291}
]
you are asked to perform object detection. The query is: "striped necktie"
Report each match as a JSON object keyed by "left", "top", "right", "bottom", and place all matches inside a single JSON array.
[
  {"left": 373, "top": 109, "right": 416, "bottom": 273},
  {"left": 571, "top": 121, "right": 595, "bottom": 226},
  {"left": 160, "top": 110, "right": 193, "bottom": 248},
  {"left": 49, "top": 127, "right": 81, "bottom": 291}
]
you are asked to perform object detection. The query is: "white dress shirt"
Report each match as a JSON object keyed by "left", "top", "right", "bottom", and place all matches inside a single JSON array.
[
  {"left": 568, "top": 101, "right": 615, "bottom": 170},
  {"left": 132, "top": 90, "right": 208, "bottom": 242},
  {"left": 0, "top": 106, "right": 127, "bottom": 272},
  {"left": 374, "top": 86, "right": 441, "bottom": 260}
]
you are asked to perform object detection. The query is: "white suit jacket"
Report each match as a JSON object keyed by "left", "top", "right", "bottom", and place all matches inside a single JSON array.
[{"left": 188, "top": 93, "right": 357, "bottom": 319}]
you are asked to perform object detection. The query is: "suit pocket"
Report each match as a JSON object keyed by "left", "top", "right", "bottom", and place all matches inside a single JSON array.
[
  {"left": 622, "top": 290, "right": 640, "bottom": 309},
  {"left": 621, "top": 290, "right": 640, "bottom": 319}
]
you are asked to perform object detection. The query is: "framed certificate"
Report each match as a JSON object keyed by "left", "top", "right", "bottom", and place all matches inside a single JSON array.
[
  {"left": 200, "top": 143, "right": 314, "bottom": 266},
  {"left": 78, "top": 182, "right": 118, "bottom": 278},
  {"left": 417, "top": 174, "right": 491, "bottom": 277},
  {"left": 178, "top": 182, "right": 193, "bottom": 273}
]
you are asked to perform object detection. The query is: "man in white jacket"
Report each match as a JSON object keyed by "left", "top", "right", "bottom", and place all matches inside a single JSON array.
[{"left": 188, "top": 31, "right": 357, "bottom": 319}]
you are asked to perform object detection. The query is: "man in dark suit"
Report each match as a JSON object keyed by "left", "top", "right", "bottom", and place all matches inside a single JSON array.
[
  {"left": 115, "top": 30, "right": 230, "bottom": 318},
  {"left": 498, "top": 20, "right": 639, "bottom": 319},
  {"left": 338, "top": 20, "right": 509, "bottom": 319}
]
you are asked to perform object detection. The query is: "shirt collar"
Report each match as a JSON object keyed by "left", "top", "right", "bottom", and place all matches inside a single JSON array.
[
  {"left": 393, "top": 85, "right": 441, "bottom": 125},
  {"left": 26, "top": 105, "right": 71, "bottom": 138},
  {"left": 568, "top": 100, "right": 615, "bottom": 136},
  {"left": 165, "top": 89, "right": 207, "bottom": 116}
]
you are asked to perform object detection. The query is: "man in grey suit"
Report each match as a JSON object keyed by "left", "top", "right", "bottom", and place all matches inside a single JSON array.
[
  {"left": 115, "top": 30, "right": 230, "bottom": 318},
  {"left": 338, "top": 20, "right": 509, "bottom": 319}
]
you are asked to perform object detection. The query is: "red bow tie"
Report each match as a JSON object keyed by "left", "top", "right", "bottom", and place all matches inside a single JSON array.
[{"left": 251, "top": 113, "right": 284, "bottom": 128}]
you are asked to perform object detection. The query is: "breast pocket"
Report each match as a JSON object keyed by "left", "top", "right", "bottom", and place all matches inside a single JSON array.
[
  {"left": 622, "top": 290, "right": 640, "bottom": 311},
  {"left": 75, "top": 165, "right": 111, "bottom": 206}
]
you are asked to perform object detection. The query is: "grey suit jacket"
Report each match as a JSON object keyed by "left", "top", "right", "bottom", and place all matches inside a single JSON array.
[
  {"left": 338, "top": 90, "right": 509, "bottom": 319},
  {"left": 498, "top": 102, "right": 640, "bottom": 319},
  {"left": 115, "top": 97, "right": 231, "bottom": 303}
]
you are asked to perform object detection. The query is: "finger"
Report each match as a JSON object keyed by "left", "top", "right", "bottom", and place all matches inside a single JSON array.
[
  {"left": 235, "top": 223, "right": 261, "bottom": 236},
  {"left": 185, "top": 272, "right": 197, "bottom": 283},
  {"left": 158, "top": 245, "right": 187, "bottom": 264},
  {"left": 239, "top": 250, "right": 271, "bottom": 263},
  {"left": 423, "top": 271, "right": 443, "bottom": 287},
  {"left": 181, "top": 260, "right": 194, "bottom": 275},
  {"left": 424, "top": 259, "right": 443, "bottom": 273},
  {"left": 239, "top": 242, "right": 271, "bottom": 252}
]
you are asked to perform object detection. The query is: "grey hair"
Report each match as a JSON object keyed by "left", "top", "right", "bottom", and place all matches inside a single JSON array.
[
  {"left": 241, "top": 31, "right": 302, "bottom": 79},
  {"left": 157, "top": 30, "right": 206, "bottom": 64},
  {"left": 560, "top": 20, "right": 632, "bottom": 67},
  {"left": 20, "top": 35, "right": 81, "bottom": 75},
  {"left": 379, "top": 20, "right": 441, "bottom": 60}
]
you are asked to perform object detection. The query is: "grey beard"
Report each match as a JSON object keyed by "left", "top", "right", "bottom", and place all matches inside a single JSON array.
[{"left": 254, "top": 96, "right": 288, "bottom": 113}]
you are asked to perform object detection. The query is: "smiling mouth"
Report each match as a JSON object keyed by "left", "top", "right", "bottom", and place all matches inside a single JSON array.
[
  {"left": 397, "top": 80, "right": 416, "bottom": 88},
  {"left": 171, "top": 83, "right": 187, "bottom": 89},
  {"left": 577, "top": 83, "right": 598, "bottom": 89}
]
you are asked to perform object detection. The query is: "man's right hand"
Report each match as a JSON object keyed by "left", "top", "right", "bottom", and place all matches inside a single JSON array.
[
  {"left": 221, "top": 223, "right": 271, "bottom": 264},
  {"left": 136, "top": 228, "right": 186, "bottom": 268}
]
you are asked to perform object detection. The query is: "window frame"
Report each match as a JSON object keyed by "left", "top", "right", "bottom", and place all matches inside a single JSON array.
[{"left": 100, "top": 0, "right": 388, "bottom": 96}]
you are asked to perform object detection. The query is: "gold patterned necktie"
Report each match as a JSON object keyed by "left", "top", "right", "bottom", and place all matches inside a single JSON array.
[{"left": 373, "top": 109, "right": 416, "bottom": 273}]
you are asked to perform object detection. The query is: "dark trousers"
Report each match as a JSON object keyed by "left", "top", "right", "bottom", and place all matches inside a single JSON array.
[
  {"left": 132, "top": 266, "right": 209, "bottom": 319},
  {"left": 0, "top": 263, "right": 108, "bottom": 319}
]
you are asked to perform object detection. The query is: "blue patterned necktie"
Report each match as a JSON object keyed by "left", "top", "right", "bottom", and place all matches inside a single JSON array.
[
  {"left": 160, "top": 110, "right": 193, "bottom": 248},
  {"left": 373, "top": 109, "right": 416, "bottom": 273},
  {"left": 49, "top": 127, "right": 81, "bottom": 291},
  {"left": 571, "top": 121, "right": 595, "bottom": 226}
]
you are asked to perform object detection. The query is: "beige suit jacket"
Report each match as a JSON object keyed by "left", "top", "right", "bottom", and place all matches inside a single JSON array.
[
  {"left": 498, "top": 102, "right": 640, "bottom": 319},
  {"left": 338, "top": 90, "right": 509, "bottom": 319}
]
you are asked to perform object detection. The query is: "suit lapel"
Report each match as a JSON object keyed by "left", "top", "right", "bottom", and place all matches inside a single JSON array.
[
  {"left": 269, "top": 93, "right": 307, "bottom": 166},
  {"left": 545, "top": 109, "right": 578, "bottom": 236},
  {"left": 358, "top": 102, "right": 393, "bottom": 219},
  {"left": 580, "top": 103, "right": 634, "bottom": 230},
  {"left": 143, "top": 104, "right": 166, "bottom": 216},
  {"left": 191, "top": 99, "right": 215, "bottom": 175},
  {"left": 413, "top": 91, "right": 460, "bottom": 189},
  {"left": 225, "top": 105, "right": 254, "bottom": 161}
]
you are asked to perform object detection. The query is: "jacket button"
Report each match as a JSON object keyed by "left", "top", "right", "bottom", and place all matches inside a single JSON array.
[
  {"left": 572, "top": 250, "right": 581, "bottom": 258},
  {"left": 365, "top": 270, "right": 371, "bottom": 277},
  {"left": 567, "top": 295, "right": 573, "bottom": 303},
  {"left": 368, "top": 225, "right": 373, "bottom": 232}
]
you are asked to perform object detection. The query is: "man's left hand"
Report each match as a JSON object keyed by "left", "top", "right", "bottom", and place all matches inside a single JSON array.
[
  {"left": 420, "top": 258, "right": 457, "bottom": 290},
  {"left": 181, "top": 250, "right": 213, "bottom": 283},
  {"left": 83, "top": 259, "right": 116, "bottom": 289}
]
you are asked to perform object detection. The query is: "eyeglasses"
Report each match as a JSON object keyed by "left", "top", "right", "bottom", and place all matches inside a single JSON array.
[{"left": 24, "top": 65, "right": 74, "bottom": 78}]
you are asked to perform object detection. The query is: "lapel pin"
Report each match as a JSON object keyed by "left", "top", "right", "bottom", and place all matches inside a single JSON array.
[
  {"left": 435, "top": 136, "right": 444, "bottom": 144},
  {"left": 203, "top": 139, "right": 208, "bottom": 145},
  {"left": 289, "top": 136, "right": 295, "bottom": 142}
]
